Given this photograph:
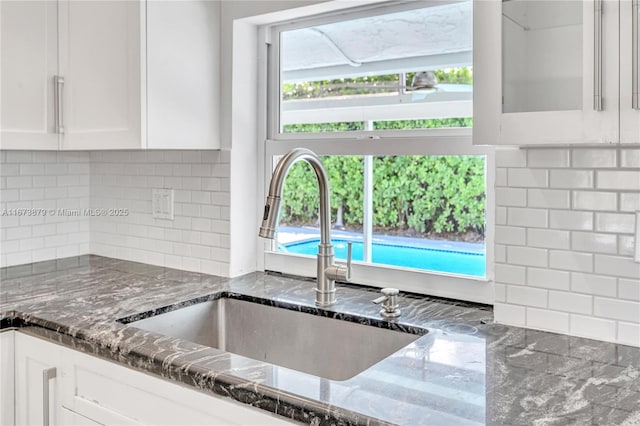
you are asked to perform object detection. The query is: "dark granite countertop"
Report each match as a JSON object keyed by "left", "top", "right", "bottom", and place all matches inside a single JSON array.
[{"left": 1, "top": 255, "right": 639, "bottom": 425}]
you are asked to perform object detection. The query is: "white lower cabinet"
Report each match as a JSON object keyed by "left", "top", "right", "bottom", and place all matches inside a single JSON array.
[
  {"left": 7, "top": 331, "right": 295, "bottom": 425},
  {"left": 0, "top": 331, "right": 15, "bottom": 425}
]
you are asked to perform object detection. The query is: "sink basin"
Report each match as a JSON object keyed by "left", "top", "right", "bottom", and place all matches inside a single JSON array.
[{"left": 123, "top": 296, "right": 426, "bottom": 381}]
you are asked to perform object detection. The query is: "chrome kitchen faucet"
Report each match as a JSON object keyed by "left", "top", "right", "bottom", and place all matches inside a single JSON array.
[{"left": 259, "top": 148, "right": 352, "bottom": 306}]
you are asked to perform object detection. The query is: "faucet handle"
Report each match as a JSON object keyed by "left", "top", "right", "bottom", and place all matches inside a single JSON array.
[
  {"left": 327, "top": 241, "right": 352, "bottom": 282},
  {"left": 344, "top": 241, "right": 352, "bottom": 280}
]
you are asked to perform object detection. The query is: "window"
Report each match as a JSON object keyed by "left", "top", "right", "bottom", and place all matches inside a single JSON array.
[{"left": 262, "top": 0, "right": 494, "bottom": 302}]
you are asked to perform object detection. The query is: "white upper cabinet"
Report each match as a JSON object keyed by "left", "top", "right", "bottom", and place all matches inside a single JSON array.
[
  {"left": 146, "top": 1, "right": 220, "bottom": 149},
  {"left": 1, "top": 1, "right": 60, "bottom": 150},
  {"left": 473, "top": 0, "right": 637, "bottom": 145},
  {"left": 0, "top": 1, "right": 220, "bottom": 150},
  {"left": 60, "top": 0, "right": 143, "bottom": 150},
  {"left": 620, "top": 0, "right": 640, "bottom": 144}
]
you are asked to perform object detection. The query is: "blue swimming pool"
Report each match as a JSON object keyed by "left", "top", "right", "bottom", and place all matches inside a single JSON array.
[{"left": 280, "top": 239, "right": 486, "bottom": 277}]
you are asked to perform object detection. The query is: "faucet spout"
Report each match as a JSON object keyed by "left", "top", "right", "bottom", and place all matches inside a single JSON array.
[{"left": 259, "top": 148, "right": 351, "bottom": 306}]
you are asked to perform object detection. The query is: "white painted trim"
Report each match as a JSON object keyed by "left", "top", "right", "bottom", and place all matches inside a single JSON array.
[
  {"left": 282, "top": 97, "right": 472, "bottom": 125},
  {"left": 265, "top": 252, "right": 493, "bottom": 304},
  {"left": 255, "top": 0, "right": 494, "bottom": 304}
]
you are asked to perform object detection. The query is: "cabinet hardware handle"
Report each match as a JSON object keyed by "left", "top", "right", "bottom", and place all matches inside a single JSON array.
[
  {"left": 594, "top": 0, "right": 603, "bottom": 111},
  {"left": 54, "top": 76, "right": 65, "bottom": 134},
  {"left": 633, "top": 0, "right": 639, "bottom": 109},
  {"left": 42, "top": 367, "right": 57, "bottom": 426}
]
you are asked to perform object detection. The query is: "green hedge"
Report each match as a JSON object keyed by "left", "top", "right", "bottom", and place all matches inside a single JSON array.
[{"left": 281, "top": 155, "right": 485, "bottom": 235}]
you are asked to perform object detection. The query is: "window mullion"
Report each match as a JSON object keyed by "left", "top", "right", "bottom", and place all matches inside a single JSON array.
[
  {"left": 363, "top": 119, "right": 374, "bottom": 263},
  {"left": 363, "top": 155, "right": 374, "bottom": 263}
]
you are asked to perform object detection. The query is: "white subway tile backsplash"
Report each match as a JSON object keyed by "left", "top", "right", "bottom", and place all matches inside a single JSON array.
[
  {"left": 595, "top": 213, "right": 636, "bottom": 234},
  {"left": 571, "top": 232, "right": 618, "bottom": 254},
  {"left": 527, "top": 268, "right": 570, "bottom": 290},
  {"left": 495, "top": 226, "right": 526, "bottom": 245},
  {"left": 507, "top": 207, "right": 548, "bottom": 228},
  {"left": 618, "top": 278, "right": 640, "bottom": 301},
  {"left": 7, "top": 177, "right": 32, "bottom": 188},
  {"left": 0, "top": 165, "right": 19, "bottom": 177},
  {"left": 20, "top": 189, "right": 44, "bottom": 201},
  {"left": 1, "top": 190, "right": 19, "bottom": 202},
  {"left": 495, "top": 263, "right": 526, "bottom": 285},
  {"left": 507, "top": 246, "right": 548, "bottom": 267},
  {"left": 89, "top": 150, "right": 231, "bottom": 274},
  {"left": 31, "top": 152, "right": 57, "bottom": 163},
  {"left": 191, "top": 217, "right": 211, "bottom": 232},
  {"left": 495, "top": 244, "right": 506, "bottom": 263},
  {"left": 620, "top": 149, "right": 640, "bottom": 168},
  {"left": 571, "top": 149, "right": 617, "bottom": 168},
  {"left": 548, "top": 291, "right": 592, "bottom": 314},
  {"left": 527, "top": 229, "right": 570, "bottom": 249},
  {"left": 550, "top": 170, "right": 594, "bottom": 189},
  {"left": 496, "top": 188, "right": 527, "bottom": 206},
  {"left": 494, "top": 283, "right": 506, "bottom": 302},
  {"left": 620, "top": 193, "right": 640, "bottom": 212},
  {"left": 572, "top": 191, "right": 617, "bottom": 211},
  {"left": 44, "top": 163, "right": 68, "bottom": 175},
  {"left": 594, "top": 297, "right": 640, "bottom": 322},
  {"left": 496, "top": 207, "right": 507, "bottom": 225},
  {"left": 508, "top": 169, "right": 548, "bottom": 188},
  {"left": 526, "top": 307, "right": 569, "bottom": 334},
  {"left": 549, "top": 250, "right": 593, "bottom": 272},
  {"left": 618, "top": 322, "right": 640, "bottom": 346},
  {"left": 618, "top": 235, "right": 635, "bottom": 256},
  {"left": 5, "top": 152, "right": 33, "bottom": 163},
  {"left": 597, "top": 171, "right": 640, "bottom": 190},
  {"left": 507, "top": 285, "right": 548, "bottom": 307},
  {"left": 549, "top": 210, "right": 593, "bottom": 231},
  {"left": 496, "top": 168, "right": 507, "bottom": 187},
  {"left": 496, "top": 149, "right": 527, "bottom": 167},
  {"left": 19, "top": 164, "right": 44, "bottom": 176},
  {"left": 1, "top": 152, "right": 90, "bottom": 266},
  {"left": 570, "top": 315, "right": 616, "bottom": 341},
  {"left": 527, "top": 149, "right": 570, "bottom": 168},
  {"left": 494, "top": 303, "right": 526, "bottom": 326},
  {"left": 527, "top": 189, "right": 570, "bottom": 209}
]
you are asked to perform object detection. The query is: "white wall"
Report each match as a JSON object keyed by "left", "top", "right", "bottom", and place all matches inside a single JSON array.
[
  {"left": 0, "top": 151, "right": 90, "bottom": 267},
  {"left": 494, "top": 147, "right": 640, "bottom": 347}
]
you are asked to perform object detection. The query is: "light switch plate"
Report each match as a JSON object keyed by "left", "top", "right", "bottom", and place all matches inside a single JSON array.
[{"left": 152, "top": 188, "right": 174, "bottom": 220}]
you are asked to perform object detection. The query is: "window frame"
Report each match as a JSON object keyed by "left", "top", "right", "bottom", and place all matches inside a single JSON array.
[{"left": 259, "top": 0, "right": 495, "bottom": 304}]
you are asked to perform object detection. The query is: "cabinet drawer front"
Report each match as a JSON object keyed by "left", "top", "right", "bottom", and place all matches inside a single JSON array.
[{"left": 63, "top": 348, "right": 294, "bottom": 425}]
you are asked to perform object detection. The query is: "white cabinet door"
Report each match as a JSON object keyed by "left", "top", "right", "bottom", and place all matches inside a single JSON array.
[
  {"left": 620, "top": 0, "right": 640, "bottom": 144},
  {"left": 0, "top": 1, "right": 60, "bottom": 150},
  {"left": 61, "top": 344, "right": 295, "bottom": 425},
  {"left": 474, "top": 0, "right": 619, "bottom": 145},
  {"left": 14, "top": 332, "right": 295, "bottom": 425},
  {"left": 147, "top": 1, "right": 221, "bottom": 149},
  {"left": 59, "top": 0, "right": 143, "bottom": 150},
  {"left": 0, "top": 331, "right": 15, "bottom": 426},
  {"left": 59, "top": 407, "right": 102, "bottom": 426},
  {"left": 14, "top": 332, "right": 62, "bottom": 426}
]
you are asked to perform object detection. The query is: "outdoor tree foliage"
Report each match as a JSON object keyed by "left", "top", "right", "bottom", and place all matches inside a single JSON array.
[{"left": 281, "top": 156, "right": 485, "bottom": 236}]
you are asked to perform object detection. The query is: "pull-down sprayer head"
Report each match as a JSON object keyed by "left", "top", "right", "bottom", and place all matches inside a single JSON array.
[
  {"left": 258, "top": 195, "right": 281, "bottom": 239},
  {"left": 258, "top": 148, "right": 331, "bottom": 244}
]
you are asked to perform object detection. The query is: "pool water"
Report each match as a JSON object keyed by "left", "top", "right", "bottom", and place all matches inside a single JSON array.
[{"left": 280, "top": 239, "right": 486, "bottom": 277}]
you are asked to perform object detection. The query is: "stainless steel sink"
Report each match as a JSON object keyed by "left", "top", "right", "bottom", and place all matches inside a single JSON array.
[{"left": 127, "top": 297, "right": 425, "bottom": 381}]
